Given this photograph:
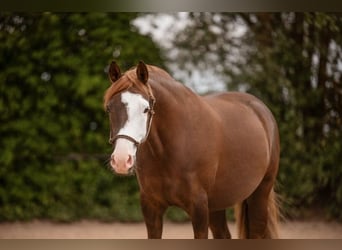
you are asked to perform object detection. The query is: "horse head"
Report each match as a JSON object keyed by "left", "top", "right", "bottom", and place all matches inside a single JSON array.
[{"left": 104, "top": 61, "right": 155, "bottom": 175}]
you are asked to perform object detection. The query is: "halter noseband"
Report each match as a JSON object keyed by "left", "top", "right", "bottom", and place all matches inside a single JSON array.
[{"left": 108, "top": 86, "right": 155, "bottom": 148}]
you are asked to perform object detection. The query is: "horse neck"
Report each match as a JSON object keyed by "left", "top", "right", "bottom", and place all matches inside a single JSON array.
[
  {"left": 151, "top": 78, "right": 199, "bottom": 124},
  {"left": 143, "top": 78, "right": 201, "bottom": 157}
]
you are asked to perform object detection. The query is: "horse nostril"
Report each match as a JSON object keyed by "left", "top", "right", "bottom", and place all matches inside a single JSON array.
[{"left": 127, "top": 155, "right": 133, "bottom": 166}]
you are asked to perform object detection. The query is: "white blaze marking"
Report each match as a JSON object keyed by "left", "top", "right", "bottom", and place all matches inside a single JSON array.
[
  {"left": 113, "top": 92, "right": 149, "bottom": 157},
  {"left": 120, "top": 92, "right": 149, "bottom": 141}
]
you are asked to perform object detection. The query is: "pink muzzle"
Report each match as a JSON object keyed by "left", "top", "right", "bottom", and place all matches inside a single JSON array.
[{"left": 110, "top": 141, "right": 136, "bottom": 175}]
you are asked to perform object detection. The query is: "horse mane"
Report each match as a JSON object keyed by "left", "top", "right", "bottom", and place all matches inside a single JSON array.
[{"left": 103, "top": 65, "right": 172, "bottom": 110}]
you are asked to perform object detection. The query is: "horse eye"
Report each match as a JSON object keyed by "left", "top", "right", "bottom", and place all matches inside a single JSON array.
[{"left": 143, "top": 108, "right": 149, "bottom": 114}]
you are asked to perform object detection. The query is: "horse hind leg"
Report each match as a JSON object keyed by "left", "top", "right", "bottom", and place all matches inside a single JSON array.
[
  {"left": 236, "top": 125, "right": 281, "bottom": 239},
  {"left": 235, "top": 178, "right": 280, "bottom": 239},
  {"left": 209, "top": 210, "right": 231, "bottom": 239}
]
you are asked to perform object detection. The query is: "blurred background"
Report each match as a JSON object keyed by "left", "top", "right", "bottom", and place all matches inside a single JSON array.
[{"left": 0, "top": 12, "right": 341, "bottom": 223}]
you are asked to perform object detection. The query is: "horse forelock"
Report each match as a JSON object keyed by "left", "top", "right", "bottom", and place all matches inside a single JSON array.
[
  {"left": 103, "top": 70, "right": 145, "bottom": 109},
  {"left": 103, "top": 65, "right": 173, "bottom": 110}
]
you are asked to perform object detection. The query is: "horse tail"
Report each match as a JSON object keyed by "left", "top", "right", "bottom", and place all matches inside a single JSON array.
[
  {"left": 264, "top": 188, "right": 280, "bottom": 238},
  {"left": 235, "top": 188, "right": 281, "bottom": 238}
]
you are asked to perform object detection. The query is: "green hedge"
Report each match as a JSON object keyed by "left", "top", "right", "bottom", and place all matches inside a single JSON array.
[
  {"left": 0, "top": 13, "right": 166, "bottom": 222},
  {"left": 0, "top": 159, "right": 140, "bottom": 222}
]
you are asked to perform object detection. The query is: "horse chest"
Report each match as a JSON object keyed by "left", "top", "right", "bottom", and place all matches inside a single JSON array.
[{"left": 137, "top": 168, "right": 191, "bottom": 207}]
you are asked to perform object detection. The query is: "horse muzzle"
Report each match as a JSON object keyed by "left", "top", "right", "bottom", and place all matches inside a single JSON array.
[{"left": 110, "top": 152, "right": 136, "bottom": 175}]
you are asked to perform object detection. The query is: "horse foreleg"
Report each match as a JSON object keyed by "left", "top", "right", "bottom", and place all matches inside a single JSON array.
[
  {"left": 209, "top": 210, "right": 231, "bottom": 239},
  {"left": 140, "top": 194, "right": 166, "bottom": 239},
  {"left": 189, "top": 194, "right": 209, "bottom": 239}
]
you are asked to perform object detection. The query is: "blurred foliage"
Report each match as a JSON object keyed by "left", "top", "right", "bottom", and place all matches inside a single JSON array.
[
  {"left": 0, "top": 12, "right": 165, "bottom": 221},
  {"left": 170, "top": 12, "right": 342, "bottom": 220}
]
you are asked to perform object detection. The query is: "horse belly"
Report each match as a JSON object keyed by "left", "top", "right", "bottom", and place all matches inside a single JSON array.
[
  {"left": 209, "top": 165, "right": 266, "bottom": 211},
  {"left": 209, "top": 157, "right": 269, "bottom": 210},
  {"left": 208, "top": 113, "right": 270, "bottom": 210}
]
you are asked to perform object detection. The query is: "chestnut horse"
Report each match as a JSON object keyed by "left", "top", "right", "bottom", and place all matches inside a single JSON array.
[{"left": 104, "top": 61, "right": 280, "bottom": 239}]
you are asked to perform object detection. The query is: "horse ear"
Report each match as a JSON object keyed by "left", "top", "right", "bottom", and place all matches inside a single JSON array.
[
  {"left": 136, "top": 61, "right": 149, "bottom": 84},
  {"left": 108, "top": 61, "right": 121, "bottom": 83}
]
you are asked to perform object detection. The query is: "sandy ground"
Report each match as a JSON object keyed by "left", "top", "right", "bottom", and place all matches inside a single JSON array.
[{"left": 0, "top": 220, "right": 341, "bottom": 239}]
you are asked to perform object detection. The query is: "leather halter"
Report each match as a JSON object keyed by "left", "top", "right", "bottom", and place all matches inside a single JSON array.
[{"left": 108, "top": 85, "right": 155, "bottom": 148}]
